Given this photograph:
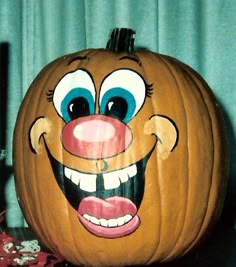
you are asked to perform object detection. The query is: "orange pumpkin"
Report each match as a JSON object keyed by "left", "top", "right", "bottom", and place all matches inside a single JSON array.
[{"left": 13, "top": 28, "right": 229, "bottom": 266}]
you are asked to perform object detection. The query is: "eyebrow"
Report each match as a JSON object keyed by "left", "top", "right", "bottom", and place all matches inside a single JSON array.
[
  {"left": 68, "top": 55, "right": 89, "bottom": 65},
  {"left": 119, "top": 55, "right": 142, "bottom": 66}
]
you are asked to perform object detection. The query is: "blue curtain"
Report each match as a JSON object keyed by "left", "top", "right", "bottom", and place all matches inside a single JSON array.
[{"left": 0, "top": 0, "right": 235, "bottom": 227}]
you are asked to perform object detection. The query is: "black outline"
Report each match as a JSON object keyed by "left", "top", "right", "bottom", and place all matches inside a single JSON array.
[
  {"left": 28, "top": 116, "right": 46, "bottom": 154},
  {"left": 149, "top": 114, "right": 179, "bottom": 152},
  {"left": 68, "top": 55, "right": 90, "bottom": 65}
]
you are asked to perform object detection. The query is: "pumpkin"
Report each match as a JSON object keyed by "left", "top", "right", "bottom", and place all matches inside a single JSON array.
[{"left": 13, "top": 28, "right": 229, "bottom": 266}]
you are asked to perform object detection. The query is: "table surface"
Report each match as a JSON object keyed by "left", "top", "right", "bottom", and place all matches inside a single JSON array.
[{"left": 5, "top": 221, "right": 236, "bottom": 267}]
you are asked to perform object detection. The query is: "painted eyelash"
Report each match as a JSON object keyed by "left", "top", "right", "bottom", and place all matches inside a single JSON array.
[
  {"left": 46, "top": 89, "right": 54, "bottom": 102},
  {"left": 146, "top": 83, "right": 153, "bottom": 97}
]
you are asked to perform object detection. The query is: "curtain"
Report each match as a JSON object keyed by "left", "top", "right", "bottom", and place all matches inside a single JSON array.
[{"left": 0, "top": 0, "right": 235, "bottom": 227}]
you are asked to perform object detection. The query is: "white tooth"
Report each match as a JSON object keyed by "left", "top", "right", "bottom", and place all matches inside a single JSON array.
[
  {"left": 83, "top": 214, "right": 100, "bottom": 225},
  {"left": 64, "top": 167, "right": 72, "bottom": 179},
  {"left": 107, "top": 218, "right": 118, "bottom": 227},
  {"left": 103, "top": 172, "right": 121, "bottom": 190},
  {"left": 83, "top": 214, "right": 90, "bottom": 221},
  {"left": 117, "top": 216, "right": 125, "bottom": 226},
  {"left": 65, "top": 167, "right": 81, "bottom": 185},
  {"left": 124, "top": 214, "right": 132, "bottom": 223},
  {"left": 65, "top": 167, "right": 97, "bottom": 192},
  {"left": 102, "top": 164, "right": 137, "bottom": 189},
  {"left": 65, "top": 163, "right": 137, "bottom": 193},
  {"left": 79, "top": 173, "right": 97, "bottom": 192},
  {"left": 90, "top": 216, "right": 100, "bottom": 225},
  {"left": 100, "top": 218, "right": 108, "bottom": 227},
  {"left": 117, "top": 170, "right": 129, "bottom": 183},
  {"left": 83, "top": 214, "right": 134, "bottom": 227},
  {"left": 71, "top": 172, "right": 81, "bottom": 185},
  {"left": 127, "top": 164, "right": 137, "bottom": 178}
]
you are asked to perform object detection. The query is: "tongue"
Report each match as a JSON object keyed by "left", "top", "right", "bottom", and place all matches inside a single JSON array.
[{"left": 78, "top": 196, "right": 137, "bottom": 219}]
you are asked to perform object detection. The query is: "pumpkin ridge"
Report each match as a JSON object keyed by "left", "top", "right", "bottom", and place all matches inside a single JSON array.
[
  {"left": 36, "top": 59, "right": 94, "bottom": 263},
  {"left": 29, "top": 60, "right": 68, "bottom": 249},
  {"left": 14, "top": 81, "right": 47, "bottom": 245},
  {"left": 137, "top": 52, "right": 171, "bottom": 264},
  {"left": 136, "top": 52, "right": 167, "bottom": 264},
  {"left": 14, "top": 78, "right": 53, "bottom": 240},
  {"left": 32, "top": 59, "right": 92, "bottom": 263},
  {"left": 143, "top": 53, "right": 164, "bottom": 258},
  {"left": 155, "top": 55, "right": 191, "bottom": 261},
  {"left": 172, "top": 63, "right": 213, "bottom": 261},
  {"left": 31, "top": 62, "right": 63, "bottom": 248},
  {"left": 178, "top": 65, "right": 224, "bottom": 256},
  {"left": 158, "top": 56, "right": 212, "bottom": 261},
  {"left": 14, "top": 88, "right": 36, "bottom": 226},
  {"left": 185, "top": 72, "right": 214, "bottom": 232},
  {"left": 182, "top": 66, "right": 214, "bottom": 245}
]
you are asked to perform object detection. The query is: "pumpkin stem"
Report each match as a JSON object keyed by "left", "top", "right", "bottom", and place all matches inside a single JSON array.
[{"left": 106, "top": 28, "right": 136, "bottom": 53}]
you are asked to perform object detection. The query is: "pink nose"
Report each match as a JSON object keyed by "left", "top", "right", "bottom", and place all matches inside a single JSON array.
[{"left": 62, "top": 115, "right": 132, "bottom": 159}]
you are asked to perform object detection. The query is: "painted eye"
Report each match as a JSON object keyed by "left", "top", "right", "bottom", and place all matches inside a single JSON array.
[
  {"left": 53, "top": 69, "right": 96, "bottom": 122},
  {"left": 99, "top": 69, "right": 146, "bottom": 123}
]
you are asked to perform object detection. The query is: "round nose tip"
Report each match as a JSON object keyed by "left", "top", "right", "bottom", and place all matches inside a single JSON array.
[
  {"left": 73, "top": 120, "right": 116, "bottom": 142},
  {"left": 62, "top": 115, "right": 132, "bottom": 159}
]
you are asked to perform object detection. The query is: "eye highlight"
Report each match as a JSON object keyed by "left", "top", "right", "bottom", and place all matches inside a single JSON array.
[
  {"left": 53, "top": 69, "right": 96, "bottom": 122},
  {"left": 99, "top": 69, "right": 146, "bottom": 123}
]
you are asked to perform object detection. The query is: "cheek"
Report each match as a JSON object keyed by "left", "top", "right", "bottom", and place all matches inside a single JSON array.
[{"left": 128, "top": 118, "right": 157, "bottom": 159}]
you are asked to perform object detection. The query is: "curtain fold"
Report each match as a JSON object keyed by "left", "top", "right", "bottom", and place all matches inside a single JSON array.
[{"left": 0, "top": 0, "right": 235, "bottom": 227}]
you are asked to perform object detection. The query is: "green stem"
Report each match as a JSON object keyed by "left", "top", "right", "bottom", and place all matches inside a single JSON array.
[{"left": 106, "top": 28, "right": 136, "bottom": 53}]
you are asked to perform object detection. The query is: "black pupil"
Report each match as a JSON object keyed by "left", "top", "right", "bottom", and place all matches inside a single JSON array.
[
  {"left": 105, "top": 97, "right": 128, "bottom": 120},
  {"left": 68, "top": 97, "right": 90, "bottom": 120}
]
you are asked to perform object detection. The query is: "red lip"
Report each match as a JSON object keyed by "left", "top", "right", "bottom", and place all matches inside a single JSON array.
[{"left": 78, "top": 196, "right": 140, "bottom": 238}]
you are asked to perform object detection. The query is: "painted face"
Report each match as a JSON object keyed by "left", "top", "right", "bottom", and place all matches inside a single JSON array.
[
  {"left": 14, "top": 28, "right": 228, "bottom": 267},
  {"left": 28, "top": 53, "right": 178, "bottom": 239}
]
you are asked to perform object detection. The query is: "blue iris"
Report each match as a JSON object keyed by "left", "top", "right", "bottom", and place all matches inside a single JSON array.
[
  {"left": 100, "top": 87, "right": 136, "bottom": 123},
  {"left": 61, "top": 88, "right": 95, "bottom": 123}
]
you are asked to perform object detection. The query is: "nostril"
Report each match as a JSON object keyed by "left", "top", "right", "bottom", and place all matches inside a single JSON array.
[
  {"left": 62, "top": 115, "right": 132, "bottom": 159},
  {"left": 73, "top": 120, "right": 115, "bottom": 142}
]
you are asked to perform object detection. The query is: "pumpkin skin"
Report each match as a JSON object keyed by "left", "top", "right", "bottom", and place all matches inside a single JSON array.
[{"left": 13, "top": 29, "right": 228, "bottom": 266}]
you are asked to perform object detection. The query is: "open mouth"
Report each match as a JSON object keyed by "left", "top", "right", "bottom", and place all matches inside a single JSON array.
[{"left": 48, "top": 150, "right": 151, "bottom": 238}]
